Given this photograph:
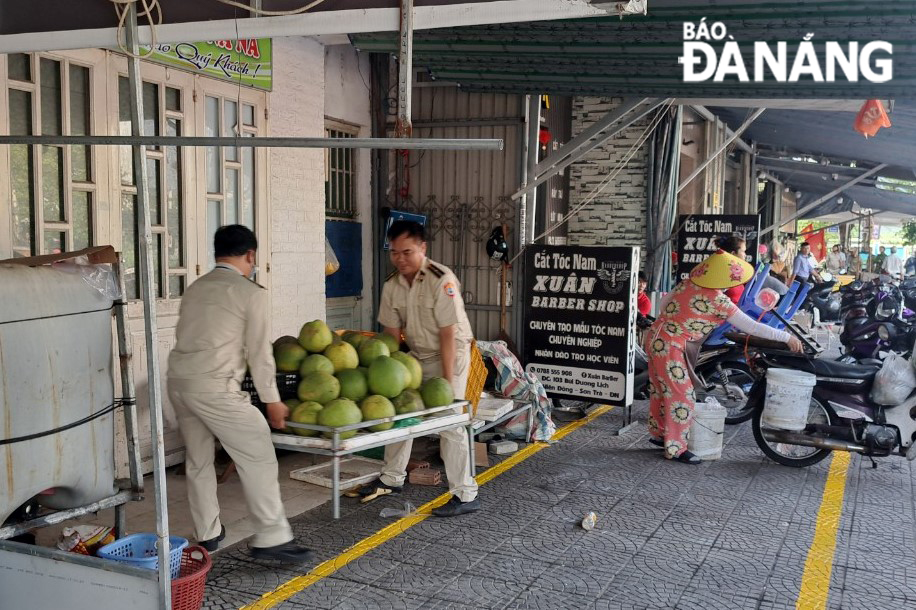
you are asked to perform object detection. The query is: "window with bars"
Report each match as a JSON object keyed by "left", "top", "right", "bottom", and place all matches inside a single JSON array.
[
  {"left": 325, "top": 124, "right": 357, "bottom": 218},
  {"left": 118, "top": 76, "right": 186, "bottom": 300},
  {"left": 205, "top": 95, "right": 258, "bottom": 269},
  {"left": 7, "top": 53, "right": 95, "bottom": 258}
]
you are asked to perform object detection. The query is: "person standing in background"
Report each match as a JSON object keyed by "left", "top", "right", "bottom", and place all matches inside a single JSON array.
[
  {"left": 884, "top": 246, "right": 903, "bottom": 281},
  {"left": 826, "top": 245, "right": 845, "bottom": 275},
  {"left": 873, "top": 246, "right": 887, "bottom": 274},
  {"left": 905, "top": 250, "right": 916, "bottom": 277}
]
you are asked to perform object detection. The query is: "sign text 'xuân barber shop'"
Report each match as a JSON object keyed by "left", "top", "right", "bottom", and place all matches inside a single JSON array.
[{"left": 142, "top": 39, "right": 272, "bottom": 91}]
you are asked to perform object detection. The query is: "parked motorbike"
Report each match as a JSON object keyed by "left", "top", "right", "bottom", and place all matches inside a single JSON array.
[
  {"left": 633, "top": 341, "right": 756, "bottom": 424},
  {"left": 801, "top": 279, "right": 841, "bottom": 322},
  {"left": 743, "top": 336, "right": 916, "bottom": 468}
]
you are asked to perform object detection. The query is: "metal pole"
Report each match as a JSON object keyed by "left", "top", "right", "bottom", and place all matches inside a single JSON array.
[
  {"left": 677, "top": 107, "right": 766, "bottom": 195},
  {"left": 0, "top": 135, "right": 503, "bottom": 150},
  {"left": 797, "top": 213, "right": 886, "bottom": 238},
  {"left": 126, "top": 7, "right": 170, "bottom": 608},
  {"left": 512, "top": 98, "right": 666, "bottom": 200},
  {"left": 332, "top": 431, "right": 340, "bottom": 520},
  {"left": 686, "top": 105, "right": 754, "bottom": 154},
  {"left": 759, "top": 163, "right": 888, "bottom": 239},
  {"left": 396, "top": 0, "right": 414, "bottom": 137},
  {"left": 114, "top": 258, "right": 143, "bottom": 496},
  {"left": 523, "top": 95, "right": 541, "bottom": 245}
]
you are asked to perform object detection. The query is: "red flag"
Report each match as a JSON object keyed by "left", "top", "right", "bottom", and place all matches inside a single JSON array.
[
  {"left": 801, "top": 224, "right": 827, "bottom": 262},
  {"left": 854, "top": 99, "right": 891, "bottom": 138}
]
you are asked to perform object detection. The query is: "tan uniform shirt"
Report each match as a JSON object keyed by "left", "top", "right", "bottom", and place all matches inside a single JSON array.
[
  {"left": 378, "top": 257, "right": 473, "bottom": 361},
  {"left": 167, "top": 263, "right": 280, "bottom": 403}
]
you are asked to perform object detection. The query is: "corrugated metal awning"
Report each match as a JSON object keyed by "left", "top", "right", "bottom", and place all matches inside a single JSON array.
[{"left": 351, "top": 0, "right": 916, "bottom": 98}]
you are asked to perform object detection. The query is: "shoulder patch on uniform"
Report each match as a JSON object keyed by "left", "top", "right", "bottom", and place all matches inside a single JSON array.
[
  {"left": 386, "top": 269, "right": 399, "bottom": 282},
  {"left": 443, "top": 282, "right": 457, "bottom": 298},
  {"left": 427, "top": 263, "right": 446, "bottom": 278}
]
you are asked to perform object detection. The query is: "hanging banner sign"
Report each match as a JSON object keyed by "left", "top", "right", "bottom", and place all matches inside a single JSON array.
[
  {"left": 141, "top": 39, "right": 272, "bottom": 91},
  {"left": 523, "top": 245, "right": 639, "bottom": 405},
  {"left": 676, "top": 214, "right": 760, "bottom": 282}
]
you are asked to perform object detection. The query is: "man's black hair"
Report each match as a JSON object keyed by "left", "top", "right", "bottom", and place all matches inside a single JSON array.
[
  {"left": 638, "top": 271, "right": 648, "bottom": 282},
  {"left": 215, "top": 224, "right": 258, "bottom": 258},
  {"left": 387, "top": 220, "right": 426, "bottom": 243},
  {"left": 800, "top": 241, "right": 811, "bottom": 248},
  {"left": 715, "top": 233, "right": 746, "bottom": 255}
]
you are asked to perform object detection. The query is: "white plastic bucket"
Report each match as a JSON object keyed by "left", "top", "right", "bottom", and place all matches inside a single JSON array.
[
  {"left": 762, "top": 368, "right": 817, "bottom": 431},
  {"left": 688, "top": 398, "right": 727, "bottom": 460}
]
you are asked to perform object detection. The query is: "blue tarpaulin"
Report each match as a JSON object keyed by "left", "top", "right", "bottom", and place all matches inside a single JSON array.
[{"left": 325, "top": 220, "right": 362, "bottom": 298}]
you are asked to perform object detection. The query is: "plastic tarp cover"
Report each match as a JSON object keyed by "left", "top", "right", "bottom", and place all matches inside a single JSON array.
[
  {"left": 0, "top": 263, "right": 118, "bottom": 524},
  {"left": 476, "top": 340, "right": 556, "bottom": 441}
]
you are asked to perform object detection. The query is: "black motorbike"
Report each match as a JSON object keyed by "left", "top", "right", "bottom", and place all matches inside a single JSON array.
[
  {"left": 800, "top": 279, "right": 840, "bottom": 322},
  {"left": 634, "top": 341, "right": 756, "bottom": 424},
  {"left": 743, "top": 334, "right": 916, "bottom": 468}
]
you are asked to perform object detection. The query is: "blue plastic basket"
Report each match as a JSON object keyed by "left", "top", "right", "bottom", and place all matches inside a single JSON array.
[{"left": 97, "top": 534, "right": 189, "bottom": 578}]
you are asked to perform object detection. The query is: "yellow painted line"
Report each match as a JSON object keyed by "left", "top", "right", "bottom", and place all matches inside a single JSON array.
[
  {"left": 796, "top": 451, "right": 851, "bottom": 610},
  {"left": 242, "top": 405, "right": 615, "bottom": 609}
]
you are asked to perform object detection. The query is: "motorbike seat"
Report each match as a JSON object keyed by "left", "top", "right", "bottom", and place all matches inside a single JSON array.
[{"left": 790, "top": 357, "right": 880, "bottom": 380}]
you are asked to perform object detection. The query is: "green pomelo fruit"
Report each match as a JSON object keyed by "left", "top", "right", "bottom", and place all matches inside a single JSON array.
[
  {"left": 289, "top": 401, "right": 323, "bottom": 437},
  {"left": 360, "top": 395, "right": 396, "bottom": 431},
  {"left": 278, "top": 398, "right": 300, "bottom": 433},
  {"left": 389, "top": 352, "right": 422, "bottom": 389},
  {"left": 342, "top": 331, "right": 368, "bottom": 349},
  {"left": 358, "top": 338, "right": 390, "bottom": 367},
  {"left": 420, "top": 377, "right": 455, "bottom": 408},
  {"left": 376, "top": 333, "right": 401, "bottom": 354},
  {"left": 357, "top": 366, "right": 369, "bottom": 376},
  {"left": 274, "top": 341, "right": 306, "bottom": 373},
  {"left": 299, "top": 353, "right": 335, "bottom": 376},
  {"left": 367, "top": 356, "right": 409, "bottom": 398},
  {"left": 318, "top": 398, "right": 362, "bottom": 439},
  {"left": 392, "top": 389, "right": 424, "bottom": 415},
  {"left": 297, "top": 371, "right": 341, "bottom": 404},
  {"left": 336, "top": 369, "right": 369, "bottom": 402},
  {"left": 323, "top": 341, "right": 359, "bottom": 372},
  {"left": 274, "top": 335, "right": 299, "bottom": 346},
  {"left": 298, "top": 319, "right": 333, "bottom": 353}
]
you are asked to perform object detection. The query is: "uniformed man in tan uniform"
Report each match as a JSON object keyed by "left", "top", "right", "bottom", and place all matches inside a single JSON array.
[
  {"left": 352, "top": 220, "right": 480, "bottom": 516},
  {"left": 167, "top": 225, "right": 311, "bottom": 561}
]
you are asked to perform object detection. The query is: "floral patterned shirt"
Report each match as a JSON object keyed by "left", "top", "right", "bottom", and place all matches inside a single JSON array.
[{"left": 646, "top": 281, "right": 738, "bottom": 352}]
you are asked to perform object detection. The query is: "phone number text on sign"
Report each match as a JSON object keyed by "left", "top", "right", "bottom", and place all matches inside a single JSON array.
[{"left": 526, "top": 364, "right": 626, "bottom": 401}]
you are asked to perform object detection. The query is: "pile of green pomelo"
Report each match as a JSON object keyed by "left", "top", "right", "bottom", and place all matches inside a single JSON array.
[{"left": 272, "top": 319, "right": 455, "bottom": 439}]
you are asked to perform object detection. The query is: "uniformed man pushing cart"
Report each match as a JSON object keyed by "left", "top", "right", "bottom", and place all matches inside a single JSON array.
[{"left": 349, "top": 220, "right": 481, "bottom": 517}]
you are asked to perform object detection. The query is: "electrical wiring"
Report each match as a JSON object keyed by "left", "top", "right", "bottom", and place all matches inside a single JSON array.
[{"left": 109, "top": 0, "right": 162, "bottom": 59}]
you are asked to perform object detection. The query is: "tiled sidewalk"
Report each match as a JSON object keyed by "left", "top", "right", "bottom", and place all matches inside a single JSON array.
[{"left": 201, "top": 403, "right": 914, "bottom": 610}]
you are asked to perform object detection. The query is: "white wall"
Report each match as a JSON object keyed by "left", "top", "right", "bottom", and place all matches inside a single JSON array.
[
  {"left": 268, "top": 37, "right": 327, "bottom": 337},
  {"left": 323, "top": 45, "right": 374, "bottom": 330}
]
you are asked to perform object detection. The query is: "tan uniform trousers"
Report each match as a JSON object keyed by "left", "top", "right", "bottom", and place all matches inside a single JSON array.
[
  {"left": 380, "top": 347, "right": 479, "bottom": 502},
  {"left": 168, "top": 382, "right": 292, "bottom": 548}
]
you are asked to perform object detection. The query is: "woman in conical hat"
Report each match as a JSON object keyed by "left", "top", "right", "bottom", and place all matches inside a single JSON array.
[{"left": 644, "top": 250, "right": 803, "bottom": 464}]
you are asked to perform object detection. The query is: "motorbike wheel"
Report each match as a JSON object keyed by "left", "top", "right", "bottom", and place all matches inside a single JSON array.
[
  {"left": 696, "top": 361, "right": 756, "bottom": 425},
  {"left": 752, "top": 396, "right": 834, "bottom": 468}
]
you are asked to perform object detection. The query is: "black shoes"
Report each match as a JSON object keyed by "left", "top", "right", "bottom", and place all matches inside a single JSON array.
[
  {"left": 250, "top": 541, "right": 314, "bottom": 563},
  {"left": 674, "top": 450, "right": 702, "bottom": 465},
  {"left": 648, "top": 437, "right": 665, "bottom": 448},
  {"left": 199, "top": 525, "right": 226, "bottom": 552},
  {"left": 432, "top": 496, "right": 481, "bottom": 517},
  {"left": 344, "top": 478, "right": 403, "bottom": 503}
]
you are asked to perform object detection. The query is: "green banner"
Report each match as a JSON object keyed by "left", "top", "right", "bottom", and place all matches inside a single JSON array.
[{"left": 142, "top": 39, "right": 272, "bottom": 91}]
